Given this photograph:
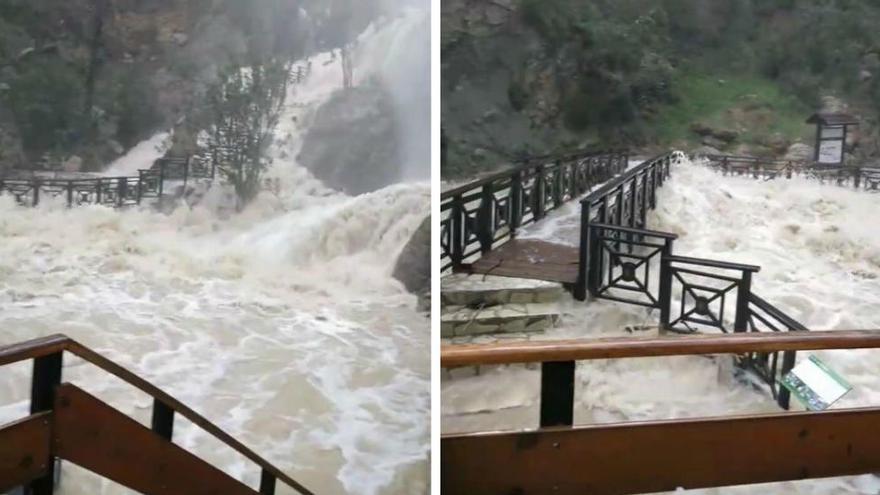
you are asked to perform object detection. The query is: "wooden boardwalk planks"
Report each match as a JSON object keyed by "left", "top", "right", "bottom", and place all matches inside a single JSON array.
[{"left": 469, "top": 239, "right": 580, "bottom": 284}]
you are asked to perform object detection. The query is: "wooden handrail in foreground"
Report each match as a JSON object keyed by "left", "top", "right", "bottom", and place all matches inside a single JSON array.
[
  {"left": 443, "top": 406, "right": 880, "bottom": 495},
  {"left": 0, "top": 334, "right": 314, "bottom": 495},
  {"left": 441, "top": 329, "right": 880, "bottom": 367},
  {"left": 443, "top": 330, "right": 880, "bottom": 494}
]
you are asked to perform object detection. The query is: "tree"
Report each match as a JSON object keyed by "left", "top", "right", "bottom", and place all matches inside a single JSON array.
[{"left": 205, "top": 61, "right": 291, "bottom": 209}]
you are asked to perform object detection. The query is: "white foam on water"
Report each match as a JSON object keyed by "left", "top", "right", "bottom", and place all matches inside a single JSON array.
[
  {"left": 442, "top": 157, "right": 880, "bottom": 493},
  {"left": 102, "top": 131, "right": 172, "bottom": 177},
  {"left": 0, "top": 10, "right": 429, "bottom": 495}
]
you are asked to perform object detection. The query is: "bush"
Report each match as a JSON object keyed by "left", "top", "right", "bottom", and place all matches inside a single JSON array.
[
  {"left": 112, "top": 68, "right": 163, "bottom": 148},
  {"left": 5, "top": 60, "right": 82, "bottom": 154},
  {"left": 508, "top": 79, "right": 529, "bottom": 112}
]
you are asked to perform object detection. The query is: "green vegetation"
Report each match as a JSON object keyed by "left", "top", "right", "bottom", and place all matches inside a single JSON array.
[
  {"left": 6, "top": 60, "right": 82, "bottom": 154},
  {"left": 206, "top": 61, "right": 291, "bottom": 208},
  {"left": 651, "top": 71, "right": 813, "bottom": 147},
  {"left": 452, "top": 0, "right": 880, "bottom": 165}
]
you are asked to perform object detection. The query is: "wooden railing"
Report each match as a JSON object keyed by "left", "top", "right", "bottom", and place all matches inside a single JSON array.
[
  {"left": 0, "top": 156, "right": 215, "bottom": 209},
  {"left": 0, "top": 335, "right": 313, "bottom": 495},
  {"left": 442, "top": 330, "right": 880, "bottom": 495},
  {"left": 440, "top": 149, "right": 629, "bottom": 272},
  {"left": 704, "top": 153, "right": 880, "bottom": 189}
]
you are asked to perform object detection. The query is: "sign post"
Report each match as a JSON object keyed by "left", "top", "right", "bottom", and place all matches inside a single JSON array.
[{"left": 807, "top": 113, "right": 859, "bottom": 166}]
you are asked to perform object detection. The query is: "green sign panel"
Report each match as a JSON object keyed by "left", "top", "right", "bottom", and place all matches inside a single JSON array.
[{"left": 781, "top": 355, "right": 852, "bottom": 411}]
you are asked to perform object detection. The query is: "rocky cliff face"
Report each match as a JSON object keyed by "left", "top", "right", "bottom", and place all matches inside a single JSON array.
[{"left": 298, "top": 84, "right": 403, "bottom": 195}]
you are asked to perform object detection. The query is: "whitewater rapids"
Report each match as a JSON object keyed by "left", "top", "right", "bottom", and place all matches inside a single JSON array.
[
  {"left": 0, "top": 8, "right": 429, "bottom": 495},
  {"left": 442, "top": 158, "right": 880, "bottom": 494}
]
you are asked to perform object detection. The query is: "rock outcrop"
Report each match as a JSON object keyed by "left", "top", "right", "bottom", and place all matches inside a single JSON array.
[
  {"left": 297, "top": 85, "right": 403, "bottom": 195},
  {"left": 393, "top": 216, "right": 431, "bottom": 300}
]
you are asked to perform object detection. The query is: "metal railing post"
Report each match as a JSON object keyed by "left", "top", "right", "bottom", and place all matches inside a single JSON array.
[
  {"left": 658, "top": 239, "right": 675, "bottom": 331},
  {"left": 450, "top": 199, "right": 464, "bottom": 269},
  {"left": 554, "top": 160, "right": 563, "bottom": 206},
  {"left": 477, "top": 186, "right": 494, "bottom": 254},
  {"left": 534, "top": 165, "right": 546, "bottom": 221},
  {"left": 734, "top": 271, "right": 753, "bottom": 333},
  {"left": 575, "top": 203, "right": 590, "bottom": 301},
  {"left": 116, "top": 178, "right": 126, "bottom": 208},
  {"left": 778, "top": 350, "right": 797, "bottom": 410},
  {"left": 510, "top": 172, "right": 522, "bottom": 235}
]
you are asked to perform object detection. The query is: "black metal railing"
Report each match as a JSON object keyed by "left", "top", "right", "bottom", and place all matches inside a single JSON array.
[
  {"left": 440, "top": 149, "right": 629, "bottom": 272},
  {"left": 576, "top": 152, "right": 678, "bottom": 299},
  {"left": 704, "top": 154, "right": 880, "bottom": 190},
  {"left": 578, "top": 151, "right": 806, "bottom": 409},
  {"left": 0, "top": 156, "right": 216, "bottom": 209}
]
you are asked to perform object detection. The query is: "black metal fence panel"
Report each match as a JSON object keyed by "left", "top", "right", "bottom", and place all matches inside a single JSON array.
[
  {"left": 440, "top": 149, "right": 629, "bottom": 272},
  {"left": 578, "top": 151, "right": 807, "bottom": 410},
  {"left": 0, "top": 156, "right": 215, "bottom": 210}
]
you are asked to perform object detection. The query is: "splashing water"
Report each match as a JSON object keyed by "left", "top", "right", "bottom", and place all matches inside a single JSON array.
[
  {"left": 442, "top": 157, "right": 880, "bottom": 494},
  {"left": 0, "top": 11, "right": 429, "bottom": 495}
]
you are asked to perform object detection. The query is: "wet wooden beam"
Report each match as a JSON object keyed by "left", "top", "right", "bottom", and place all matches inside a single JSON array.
[
  {"left": 0, "top": 335, "right": 313, "bottom": 495},
  {"left": 0, "top": 334, "right": 68, "bottom": 367},
  {"left": 442, "top": 407, "right": 880, "bottom": 494},
  {"left": 0, "top": 413, "right": 52, "bottom": 493},
  {"left": 442, "top": 329, "right": 880, "bottom": 367},
  {"left": 53, "top": 383, "right": 259, "bottom": 495}
]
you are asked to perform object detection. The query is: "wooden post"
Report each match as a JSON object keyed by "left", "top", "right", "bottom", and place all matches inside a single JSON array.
[
  {"left": 151, "top": 399, "right": 175, "bottom": 441},
  {"left": 29, "top": 352, "right": 62, "bottom": 495},
  {"left": 259, "top": 469, "right": 276, "bottom": 495},
  {"left": 540, "top": 361, "right": 575, "bottom": 428}
]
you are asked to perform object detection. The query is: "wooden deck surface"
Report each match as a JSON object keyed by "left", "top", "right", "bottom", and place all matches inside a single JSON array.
[{"left": 469, "top": 239, "right": 580, "bottom": 284}]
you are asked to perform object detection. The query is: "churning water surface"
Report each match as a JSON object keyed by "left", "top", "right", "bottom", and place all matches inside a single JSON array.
[
  {"left": 442, "top": 158, "right": 880, "bottom": 494},
  {"left": 0, "top": 8, "right": 429, "bottom": 495}
]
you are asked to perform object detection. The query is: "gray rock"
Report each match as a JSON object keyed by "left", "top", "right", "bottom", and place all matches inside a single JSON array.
[
  {"left": 784, "top": 143, "right": 813, "bottom": 162},
  {"left": 62, "top": 156, "right": 83, "bottom": 173},
  {"left": 172, "top": 32, "right": 189, "bottom": 46},
  {"left": 393, "top": 216, "right": 431, "bottom": 298},
  {"left": 692, "top": 146, "right": 721, "bottom": 158},
  {"left": 297, "top": 85, "right": 402, "bottom": 195}
]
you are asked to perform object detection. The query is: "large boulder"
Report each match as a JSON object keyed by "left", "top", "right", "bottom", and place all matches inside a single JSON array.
[
  {"left": 691, "top": 145, "right": 721, "bottom": 158},
  {"left": 784, "top": 143, "right": 813, "bottom": 162},
  {"left": 393, "top": 216, "right": 431, "bottom": 301},
  {"left": 298, "top": 84, "right": 403, "bottom": 195}
]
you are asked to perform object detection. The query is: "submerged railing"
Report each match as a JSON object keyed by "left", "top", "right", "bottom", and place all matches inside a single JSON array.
[
  {"left": 0, "top": 156, "right": 215, "bottom": 209},
  {"left": 441, "top": 330, "right": 880, "bottom": 495},
  {"left": 704, "top": 154, "right": 880, "bottom": 189},
  {"left": 440, "top": 149, "right": 629, "bottom": 272},
  {"left": 577, "top": 151, "right": 806, "bottom": 408},
  {"left": 0, "top": 335, "right": 313, "bottom": 495}
]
